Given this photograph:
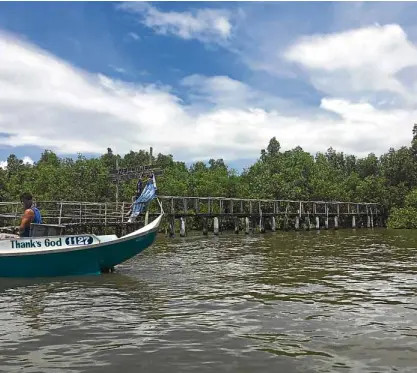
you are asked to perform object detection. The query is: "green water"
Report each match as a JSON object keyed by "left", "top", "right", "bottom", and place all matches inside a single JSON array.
[{"left": 0, "top": 228, "right": 416, "bottom": 372}]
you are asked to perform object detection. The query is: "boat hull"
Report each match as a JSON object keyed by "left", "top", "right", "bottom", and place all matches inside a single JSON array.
[
  {"left": 0, "top": 230, "right": 158, "bottom": 278},
  {"left": 0, "top": 213, "right": 163, "bottom": 278}
]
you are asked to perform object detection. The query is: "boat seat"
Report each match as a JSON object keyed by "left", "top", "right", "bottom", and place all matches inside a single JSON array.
[{"left": 30, "top": 223, "right": 65, "bottom": 237}]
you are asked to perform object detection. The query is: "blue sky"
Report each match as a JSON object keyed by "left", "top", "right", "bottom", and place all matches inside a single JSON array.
[{"left": 1, "top": 1, "right": 417, "bottom": 171}]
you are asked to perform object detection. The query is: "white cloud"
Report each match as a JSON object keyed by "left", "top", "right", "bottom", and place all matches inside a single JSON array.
[
  {"left": 285, "top": 24, "right": 416, "bottom": 73},
  {"left": 127, "top": 32, "right": 140, "bottom": 41},
  {"left": 23, "top": 156, "right": 34, "bottom": 165},
  {"left": 0, "top": 156, "right": 34, "bottom": 169},
  {"left": 117, "top": 2, "right": 232, "bottom": 44},
  {"left": 180, "top": 74, "right": 300, "bottom": 114},
  {"left": 284, "top": 24, "right": 417, "bottom": 101},
  {"left": 0, "top": 28, "right": 416, "bottom": 164},
  {"left": 108, "top": 64, "right": 128, "bottom": 74}
]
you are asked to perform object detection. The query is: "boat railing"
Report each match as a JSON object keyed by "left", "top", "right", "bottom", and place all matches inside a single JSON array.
[{"left": 0, "top": 199, "right": 162, "bottom": 230}]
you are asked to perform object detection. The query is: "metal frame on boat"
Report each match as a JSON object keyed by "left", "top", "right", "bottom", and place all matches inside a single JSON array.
[{"left": 0, "top": 198, "right": 164, "bottom": 278}]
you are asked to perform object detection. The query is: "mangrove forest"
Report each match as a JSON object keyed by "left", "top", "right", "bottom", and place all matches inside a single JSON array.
[{"left": 2, "top": 125, "right": 417, "bottom": 229}]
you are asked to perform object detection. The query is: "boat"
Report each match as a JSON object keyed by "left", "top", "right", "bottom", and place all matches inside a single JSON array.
[{"left": 0, "top": 180, "right": 163, "bottom": 278}]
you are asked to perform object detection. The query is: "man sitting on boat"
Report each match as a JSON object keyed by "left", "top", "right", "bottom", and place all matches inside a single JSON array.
[{"left": 18, "top": 192, "right": 43, "bottom": 237}]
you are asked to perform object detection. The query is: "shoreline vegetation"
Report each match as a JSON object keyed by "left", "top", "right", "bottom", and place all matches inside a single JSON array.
[{"left": 1, "top": 126, "right": 417, "bottom": 229}]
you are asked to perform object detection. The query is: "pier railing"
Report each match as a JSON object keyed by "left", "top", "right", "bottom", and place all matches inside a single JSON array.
[{"left": 0, "top": 196, "right": 383, "bottom": 233}]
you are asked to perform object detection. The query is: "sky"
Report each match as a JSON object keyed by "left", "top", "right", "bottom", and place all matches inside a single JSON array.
[{"left": 1, "top": 1, "right": 417, "bottom": 171}]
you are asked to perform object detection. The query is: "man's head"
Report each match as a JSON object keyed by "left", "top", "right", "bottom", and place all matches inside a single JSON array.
[{"left": 20, "top": 192, "right": 33, "bottom": 209}]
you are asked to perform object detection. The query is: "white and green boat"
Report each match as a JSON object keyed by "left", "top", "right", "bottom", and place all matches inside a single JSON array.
[{"left": 0, "top": 182, "right": 162, "bottom": 278}]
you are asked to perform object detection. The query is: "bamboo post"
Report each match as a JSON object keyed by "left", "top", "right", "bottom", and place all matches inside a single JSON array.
[
  {"left": 325, "top": 203, "right": 329, "bottom": 229},
  {"left": 58, "top": 201, "right": 63, "bottom": 225}
]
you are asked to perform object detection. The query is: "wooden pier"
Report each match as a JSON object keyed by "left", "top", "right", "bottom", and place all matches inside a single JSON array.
[{"left": 0, "top": 197, "right": 385, "bottom": 236}]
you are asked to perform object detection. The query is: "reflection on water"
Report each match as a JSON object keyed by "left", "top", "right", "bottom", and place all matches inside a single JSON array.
[{"left": 1, "top": 228, "right": 417, "bottom": 372}]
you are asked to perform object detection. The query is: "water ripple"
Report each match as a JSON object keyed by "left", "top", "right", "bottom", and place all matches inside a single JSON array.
[{"left": 1, "top": 228, "right": 417, "bottom": 372}]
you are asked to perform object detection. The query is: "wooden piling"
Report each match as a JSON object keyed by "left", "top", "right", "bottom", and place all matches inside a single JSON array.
[
  {"left": 271, "top": 216, "right": 276, "bottom": 232},
  {"left": 169, "top": 217, "right": 175, "bottom": 237},
  {"left": 295, "top": 216, "right": 300, "bottom": 230},
  {"left": 283, "top": 215, "right": 289, "bottom": 231},
  {"left": 203, "top": 217, "right": 208, "bottom": 236},
  {"left": 180, "top": 217, "right": 186, "bottom": 237},
  {"left": 259, "top": 217, "right": 265, "bottom": 233},
  {"left": 234, "top": 218, "right": 239, "bottom": 234},
  {"left": 213, "top": 217, "right": 219, "bottom": 235},
  {"left": 245, "top": 217, "right": 250, "bottom": 234},
  {"left": 252, "top": 217, "right": 257, "bottom": 233}
]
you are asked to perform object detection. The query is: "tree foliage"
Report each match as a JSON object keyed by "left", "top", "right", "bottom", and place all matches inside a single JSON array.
[{"left": 2, "top": 129, "right": 417, "bottom": 228}]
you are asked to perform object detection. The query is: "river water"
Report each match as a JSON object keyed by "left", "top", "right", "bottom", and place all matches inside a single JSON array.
[{"left": 0, "top": 228, "right": 417, "bottom": 373}]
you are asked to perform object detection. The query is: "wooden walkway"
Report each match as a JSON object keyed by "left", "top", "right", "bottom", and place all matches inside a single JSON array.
[{"left": 0, "top": 197, "right": 384, "bottom": 235}]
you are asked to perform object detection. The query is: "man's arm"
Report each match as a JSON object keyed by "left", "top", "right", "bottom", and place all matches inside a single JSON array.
[{"left": 19, "top": 209, "right": 34, "bottom": 236}]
